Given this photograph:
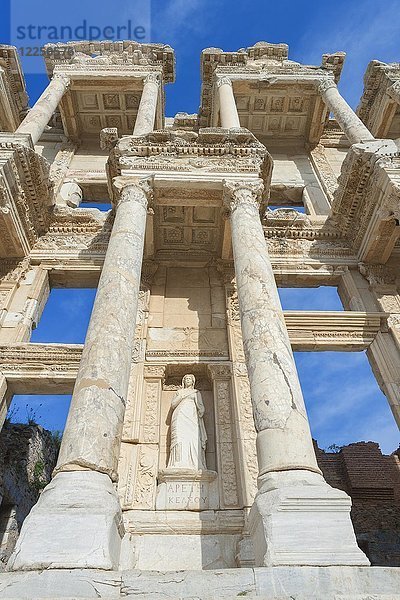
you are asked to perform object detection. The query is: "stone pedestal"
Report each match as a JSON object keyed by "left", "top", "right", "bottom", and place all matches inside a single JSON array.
[
  {"left": 248, "top": 470, "right": 369, "bottom": 566},
  {"left": 8, "top": 472, "right": 123, "bottom": 571},
  {"left": 156, "top": 469, "right": 218, "bottom": 511},
  {"left": 223, "top": 179, "right": 369, "bottom": 567}
]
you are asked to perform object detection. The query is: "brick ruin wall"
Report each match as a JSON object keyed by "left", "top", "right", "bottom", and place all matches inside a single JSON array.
[{"left": 315, "top": 441, "right": 400, "bottom": 566}]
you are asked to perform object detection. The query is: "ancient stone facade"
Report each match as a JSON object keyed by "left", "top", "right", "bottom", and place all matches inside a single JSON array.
[{"left": 0, "top": 40, "right": 399, "bottom": 597}]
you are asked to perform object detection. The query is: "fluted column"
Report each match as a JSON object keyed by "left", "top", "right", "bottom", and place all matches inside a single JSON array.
[
  {"left": 217, "top": 76, "right": 241, "bottom": 129},
  {"left": 318, "top": 79, "right": 374, "bottom": 144},
  {"left": 16, "top": 73, "right": 70, "bottom": 145},
  {"left": 223, "top": 179, "right": 369, "bottom": 567},
  {"left": 133, "top": 73, "right": 160, "bottom": 136},
  {"left": 56, "top": 178, "right": 152, "bottom": 481},
  {"left": 9, "top": 178, "right": 153, "bottom": 571}
]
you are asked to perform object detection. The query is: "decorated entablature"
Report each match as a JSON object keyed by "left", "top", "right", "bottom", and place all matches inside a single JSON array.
[
  {"left": 40, "top": 40, "right": 175, "bottom": 141},
  {"left": 0, "top": 45, "right": 29, "bottom": 131},
  {"left": 0, "top": 132, "right": 54, "bottom": 258},
  {"left": 106, "top": 127, "right": 273, "bottom": 261},
  {"left": 199, "top": 41, "right": 346, "bottom": 146},
  {"left": 357, "top": 59, "right": 400, "bottom": 137},
  {"left": 329, "top": 138, "right": 400, "bottom": 264}
]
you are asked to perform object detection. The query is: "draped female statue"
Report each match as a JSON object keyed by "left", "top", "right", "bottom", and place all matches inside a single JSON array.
[{"left": 167, "top": 374, "right": 207, "bottom": 470}]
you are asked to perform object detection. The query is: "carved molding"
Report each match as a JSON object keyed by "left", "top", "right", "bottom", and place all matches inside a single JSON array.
[
  {"left": 0, "top": 136, "right": 54, "bottom": 256},
  {"left": 45, "top": 41, "right": 175, "bottom": 83},
  {"left": 213, "top": 377, "right": 239, "bottom": 507},
  {"left": 331, "top": 139, "right": 400, "bottom": 263}
]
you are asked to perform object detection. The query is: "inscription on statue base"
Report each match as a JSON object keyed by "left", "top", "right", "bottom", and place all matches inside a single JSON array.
[{"left": 156, "top": 469, "right": 218, "bottom": 511}]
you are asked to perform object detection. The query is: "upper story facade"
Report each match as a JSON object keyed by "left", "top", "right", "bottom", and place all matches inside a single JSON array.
[{"left": 0, "top": 40, "right": 398, "bottom": 274}]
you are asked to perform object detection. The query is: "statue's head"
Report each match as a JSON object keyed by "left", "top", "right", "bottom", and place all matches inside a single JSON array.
[{"left": 182, "top": 374, "right": 195, "bottom": 388}]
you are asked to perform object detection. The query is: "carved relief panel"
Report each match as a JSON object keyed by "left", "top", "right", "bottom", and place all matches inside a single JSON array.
[
  {"left": 208, "top": 364, "right": 240, "bottom": 509},
  {"left": 226, "top": 285, "right": 259, "bottom": 506},
  {"left": 118, "top": 442, "right": 158, "bottom": 510}
]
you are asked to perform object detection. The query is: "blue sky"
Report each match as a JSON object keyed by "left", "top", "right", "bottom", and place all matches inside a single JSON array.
[
  {"left": 3, "top": 0, "right": 399, "bottom": 453},
  {"left": 4, "top": 0, "right": 400, "bottom": 111}
]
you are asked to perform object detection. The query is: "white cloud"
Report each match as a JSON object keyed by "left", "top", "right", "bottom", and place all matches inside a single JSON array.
[
  {"left": 294, "top": 0, "right": 400, "bottom": 107},
  {"left": 296, "top": 351, "right": 399, "bottom": 454}
]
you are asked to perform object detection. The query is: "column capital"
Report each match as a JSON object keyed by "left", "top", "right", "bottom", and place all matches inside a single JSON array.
[
  {"left": 52, "top": 72, "right": 71, "bottom": 89},
  {"left": 144, "top": 72, "right": 161, "bottom": 85},
  {"left": 216, "top": 75, "right": 233, "bottom": 88},
  {"left": 222, "top": 179, "right": 264, "bottom": 213},
  {"left": 317, "top": 77, "right": 337, "bottom": 95},
  {"left": 387, "top": 80, "right": 400, "bottom": 102},
  {"left": 112, "top": 176, "right": 154, "bottom": 209}
]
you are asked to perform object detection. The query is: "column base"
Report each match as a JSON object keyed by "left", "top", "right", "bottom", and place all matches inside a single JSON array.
[
  {"left": 7, "top": 471, "right": 124, "bottom": 571},
  {"left": 248, "top": 470, "right": 370, "bottom": 567}
]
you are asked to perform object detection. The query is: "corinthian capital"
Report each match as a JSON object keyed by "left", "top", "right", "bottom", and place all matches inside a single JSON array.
[
  {"left": 53, "top": 72, "right": 71, "bottom": 89},
  {"left": 144, "top": 73, "right": 161, "bottom": 85},
  {"left": 317, "top": 78, "right": 337, "bottom": 95},
  {"left": 223, "top": 179, "right": 264, "bottom": 213},
  {"left": 216, "top": 76, "right": 233, "bottom": 89},
  {"left": 113, "top": 176, "right": 154, "bottom": 209},
  {"left": 387, "top": 80, "right": 400, "bottom": 102}
]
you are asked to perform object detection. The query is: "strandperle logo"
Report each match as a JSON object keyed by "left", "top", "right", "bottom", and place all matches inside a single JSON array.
[
  {"left": 15, "top": 20, "right": 146, "bottom": 41},
  {"left": 10, "top": 0, "right": 151, "bottom": 73}
]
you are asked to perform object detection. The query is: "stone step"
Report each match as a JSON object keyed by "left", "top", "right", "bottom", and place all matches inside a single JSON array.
[{"left": 0, "top": 566, "right": 399, "bottom": 599}]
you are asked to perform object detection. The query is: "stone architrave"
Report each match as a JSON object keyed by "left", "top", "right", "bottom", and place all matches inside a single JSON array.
[
  {"left": 223, "top": 179, "right": 370, "bottom": 567},
  {"left": 318, "top": 79, "right": 374, "bottom": 144},
  {"left": 16, "top": 73, "right": 70, "bottom": 145},
  {"left": 8, "top": 177, "right": 153, "bottom": 571},
  {"left": 133, "top": 73, "right": 160, "bottom": 136}
]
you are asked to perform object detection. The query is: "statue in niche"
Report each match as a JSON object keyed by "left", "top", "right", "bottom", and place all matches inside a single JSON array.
[{"left": 167, "top": 374, "right": 207, "bottom": 470}]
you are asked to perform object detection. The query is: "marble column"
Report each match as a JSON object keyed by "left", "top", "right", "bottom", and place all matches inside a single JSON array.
[
  {"left": 217, "top": 76, "right": 241, "bottom": 129},
  {"left": 8, "top": 178, "right": 153, "bottom": 572},
  {"left": 224, "top": 180, "right": 319, "bottom": 477},
  {"left": 55, "top": 178, "right": 151, "bottom": 480},
  {"left": 318, "top": 79, "right": 374, "bottom": 144},
  {"left": 133, "top": 73, "right": 160, "bottom": 136},
  {"left": 223, "top": 179, "right": 369, "bottom": 567},
  {"left": 16, "top": 73, "right": 70, "bottom": 145}
]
